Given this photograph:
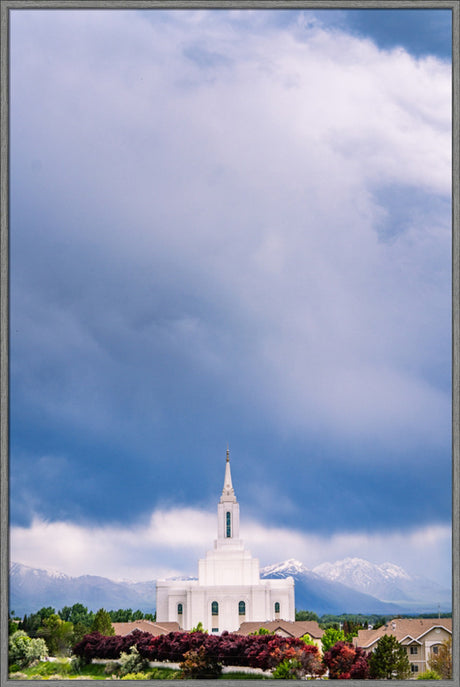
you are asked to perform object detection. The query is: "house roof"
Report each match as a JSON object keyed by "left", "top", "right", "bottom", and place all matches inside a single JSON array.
[
  {"left": 112, "top": 620, "right": 180, "bottom": 636},
  {"left": 355, "top": 618, "right": 452, "bottom": 649},
  {"left": 236, "top": 620, "right": 324, "bottom": 639}
]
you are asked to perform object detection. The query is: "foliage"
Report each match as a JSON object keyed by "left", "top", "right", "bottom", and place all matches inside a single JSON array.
[
  {"left": 9, "top": 618, "right": 20, "bottom": 635},
  {"left": 149, "top": 667, "right": 181, "bottom": 679},
  {"left": 10, "top": 658, "right": 108, "bottom": 680},
  {"left": 300, "top": 633, "right": 316, "bottom": 646},
  {"left": 318, "top": 613, "right": 389, "bottom": 631},
  {"left": 121, "top": 672, "right": 151, "bottom": 679},
  {"left": 73, "top": 620, "right": 90, "bottom": 645},
  {"left": 368, "top": 634, "right": 410, "bottom": 679},
  {"left": 72, "top": 628, "right": 323, "bottom": 673},
  {"left": 91, "top": 607, "right": 115, "bottom": 636},
  {"left": 295, "top": 610, "right": 319, "bottom": 622},
  {"left": 180, "top": 644, "right": 223, "bottom": 679},
  {"left": 37, "top": 613, "right": 75, "bottom": 656},
  {"left": 109, "top": 608, "right": 155, "bottom": 622},
  {"left": 417, "top": 669, "right": 442, "bottom": 679},
  {"left": 428, "top": 636, "right": 452, "bottom": 679},
  {"left": 8, "top": 630, "right": 49, "bottom": 667},
  {"left": 59, "top": 602, "right": 94, "bottom": 627},
  {"left": 322, "top": 641, "right": 369, "bottom": 679},
  {"left": 190, "top": 621, "right": 206, "bottom": 633},
  {"left": 19, "top": 607, "right": 56, "bottom": 638},
  {"left": 272, "top": 658, "right": 302, "bottom": 679},
  {"left": 321, "top": 626, "right": 345, "bottom": 652},
  {"left": 249, "top": 627, "right": 273, "bottom": 635},
  {"left": 342, "top": 618, "right": 359, "bottom": 640},
  {"left": 17, "top": 658, "right": 71, "bottom": 676},
  {"left": 118, "top": 644, "right": 150, "bottom": 676}
]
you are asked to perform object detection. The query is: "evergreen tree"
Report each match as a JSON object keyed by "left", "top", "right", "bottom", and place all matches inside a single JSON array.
[
  {"left": 368, "top": 634, "right": 410, "bottom": 679},
  {"left": 91, "top": 608, "right": 115, "bottom": 636}
]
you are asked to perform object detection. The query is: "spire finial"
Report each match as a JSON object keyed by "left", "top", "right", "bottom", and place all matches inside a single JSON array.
[{"left": 226, "top": 444, "right": 230, "bottom": 462}]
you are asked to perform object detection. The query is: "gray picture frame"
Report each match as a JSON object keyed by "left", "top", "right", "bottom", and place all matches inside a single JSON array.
[{"left": 1, "top": 2, "right": 458, "bottom": 686}]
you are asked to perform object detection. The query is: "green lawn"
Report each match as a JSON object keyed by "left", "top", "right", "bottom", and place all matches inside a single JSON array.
[
  {"left": 9, "top": 660, "right": 273, "bottom": 680},
  {"left": 9, "top": 660, "right": 182, "bottom": 680}
]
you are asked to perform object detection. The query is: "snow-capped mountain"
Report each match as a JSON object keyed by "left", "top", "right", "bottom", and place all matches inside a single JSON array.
[
  {"left": 260, "top": 558, "right": 451, "bottom": 614},
  {"left": 313, "top": 558, "right": 412, "bottom": 600},
  {"left": 261, "top": 558, "right": 306, "bottom": 577},
  {"left": 312, "top": 557, "right": 451, "bottom": 608},
  {"left": 260, "top": 559, "right": 402, "bottom": 615},
  {"left": 10, "top": 563, "right": 156, "bottom": 617}
]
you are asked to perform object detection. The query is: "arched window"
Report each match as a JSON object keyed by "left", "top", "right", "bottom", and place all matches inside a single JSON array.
[
  {"left": 226, "top": 511, "right": 231, "bottom": 538},
  {"left": 177, "top": 603, "right": 183, "bottom": 615},
  {"left": 238, "top": 601, "right": 246, "bottom": 616},
  {"left": 211, "top": 601, "right": 219, "bottom": 616},
  {"left": 274, "top": 602, "right": 280, "bottom": 614}
]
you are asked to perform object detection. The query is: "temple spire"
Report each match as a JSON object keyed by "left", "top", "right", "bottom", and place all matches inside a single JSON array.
[{"left": 221, "top": 446, "right": 236, "bottom": 502}]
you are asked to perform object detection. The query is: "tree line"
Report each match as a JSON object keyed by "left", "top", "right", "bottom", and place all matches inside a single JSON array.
[{"left": 9, "top": 604, "right": 155, "bottom": 656}]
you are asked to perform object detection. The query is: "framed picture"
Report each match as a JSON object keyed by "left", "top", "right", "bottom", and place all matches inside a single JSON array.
[{"left": 1, "top": 1, "right": 457, "bottom": 682}]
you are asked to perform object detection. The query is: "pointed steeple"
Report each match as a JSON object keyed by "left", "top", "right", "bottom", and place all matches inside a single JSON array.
[{"left": 221, "top": 446, "right": 236, "bottom": 502}]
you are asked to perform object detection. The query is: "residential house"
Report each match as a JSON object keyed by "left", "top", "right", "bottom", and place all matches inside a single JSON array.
[
  {"left": 354, "top": 617, "right": 452, "bottom": 677},
  {"left": 112, "top": 619, "right": 180, "bottom": 636},
  {"left": 237, "top": 619, "right": 324, "bottom": 651}
]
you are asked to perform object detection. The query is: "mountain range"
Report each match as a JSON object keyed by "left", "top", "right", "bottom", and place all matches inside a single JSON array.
[
  {"left": 10, "top": 558, "right": 451, "bottom": 618},
  {"left": 260, "top": 558, "right": 451, "bottom": 616}
]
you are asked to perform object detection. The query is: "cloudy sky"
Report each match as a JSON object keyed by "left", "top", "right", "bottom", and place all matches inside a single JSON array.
[{"left": 9, "top": 7, "right": 452, "bottom": 590}]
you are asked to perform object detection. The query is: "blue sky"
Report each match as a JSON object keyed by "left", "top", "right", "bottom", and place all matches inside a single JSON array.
[{"left": 9, "top": 8, "right": 452, "bottom": 589}]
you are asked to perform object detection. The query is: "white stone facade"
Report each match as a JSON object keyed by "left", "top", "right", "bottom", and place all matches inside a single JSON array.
[{"left": 156, "top": 451, "right": 295, "bottom": 633}]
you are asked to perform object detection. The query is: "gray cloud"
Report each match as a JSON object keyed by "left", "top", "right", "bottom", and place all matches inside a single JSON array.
[{"left": 9, "top": 10, "right": 451, "bottom": 556}]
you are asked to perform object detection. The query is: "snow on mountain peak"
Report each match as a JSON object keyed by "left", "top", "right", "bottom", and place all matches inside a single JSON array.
[{"left": 261, "top": 558, "right": 307, "bottom": 576}]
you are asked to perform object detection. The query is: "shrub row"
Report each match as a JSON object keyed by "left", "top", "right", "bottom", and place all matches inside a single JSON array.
[{"left": 73, "top": 629, "right": 321, "bottom": 672}]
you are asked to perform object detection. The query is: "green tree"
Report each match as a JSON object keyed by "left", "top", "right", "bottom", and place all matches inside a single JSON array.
[
  {"left": 59, "top": 603, "right": 92, "bottom": 627},
  {"left": 428, "top": 637, "right": 452, "bottom": 679},
  {"left": 37, "top": 614, "right": 74, "bottom": 656},
  {"left": 295, "top": 610, "right": 319, "bottom": 622},
  {"left": 368, "top": 634, "right": 410, "bottom": 679},
  {"left": 72, "top": 621, "right": 89, "bottom": 646},
  {"left": 9, "top": 630, "right": 48, "bottom": 668},
  {"left": 321, "top": 626, "right": 345, "bottom": 653},
  {"left": 91, "top": 608, "right": 115, "bottom": 636},
  {"left": 300, "top": 633, "right": 316, "bottom": 646}
]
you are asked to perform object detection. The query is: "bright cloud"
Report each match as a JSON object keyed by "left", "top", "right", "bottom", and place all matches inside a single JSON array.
[{"left": 10, "top": 508, "right": 451, "bottom": 588}]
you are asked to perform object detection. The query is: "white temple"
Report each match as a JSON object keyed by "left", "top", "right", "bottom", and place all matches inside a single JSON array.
[{"left": 156, "top": 450, "right": 295, "bottom": 633}]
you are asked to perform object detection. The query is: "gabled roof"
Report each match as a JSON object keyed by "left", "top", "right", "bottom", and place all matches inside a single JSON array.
[
  {"left": 112, "top": 620, "right": 180, "bottom": 636},
  {"left": 355, "top": 618, "right": 452, "bottom": 649},
  {"left": 236, "top": 620, "right": 323, "bottom": 639},
  {"left": 399, "top": 635, "right": 422, "bottom": 645}
]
